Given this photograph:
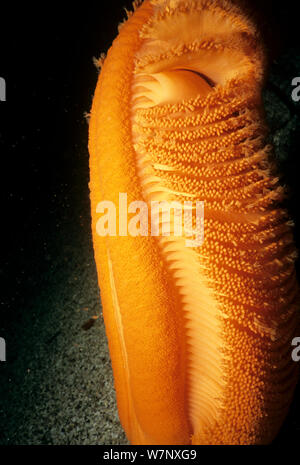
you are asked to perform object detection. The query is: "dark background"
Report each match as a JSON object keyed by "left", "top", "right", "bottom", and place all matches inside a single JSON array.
[{"left": 0, "top": 0, "right": 300, "bottom": 445}]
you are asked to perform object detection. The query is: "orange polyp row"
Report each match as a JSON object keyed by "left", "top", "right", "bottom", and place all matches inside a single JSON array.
[{"left": 88, "top": 0, "right": 300, "bottom": 445}]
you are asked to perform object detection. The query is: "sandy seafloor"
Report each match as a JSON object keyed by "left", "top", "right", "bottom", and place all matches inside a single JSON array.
[{"left": 1, "top": 44, "right": 300, "bottom": 445}]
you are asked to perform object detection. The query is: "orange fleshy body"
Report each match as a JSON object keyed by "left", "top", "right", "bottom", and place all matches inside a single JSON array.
[{"left": 88, "top": 0, "right": 300, "bottom": 445}]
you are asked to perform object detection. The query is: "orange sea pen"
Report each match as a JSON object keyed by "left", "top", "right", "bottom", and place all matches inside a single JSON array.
[{"left": 88, "top": 0, "right": 300, "bottom": 444}]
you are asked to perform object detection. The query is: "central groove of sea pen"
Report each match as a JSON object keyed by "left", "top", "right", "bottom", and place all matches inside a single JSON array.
[{"left": 130, "top": 60, "right": 226, "bottom": 436}]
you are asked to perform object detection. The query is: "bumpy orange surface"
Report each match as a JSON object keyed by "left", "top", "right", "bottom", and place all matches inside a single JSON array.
[{"left": 88, "top": 0, "right": 300, "bottom": 444}]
